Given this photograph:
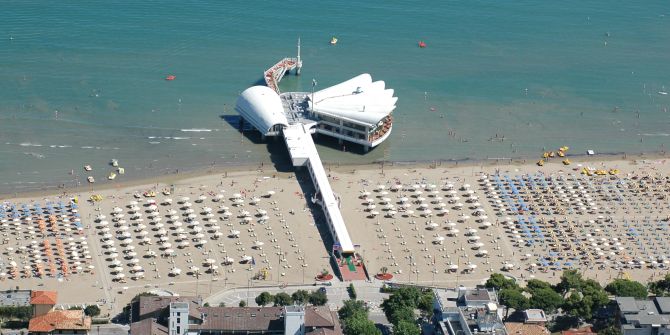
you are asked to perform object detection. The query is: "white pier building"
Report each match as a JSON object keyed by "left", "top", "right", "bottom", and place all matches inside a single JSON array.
[{"left": 234, "top": 49, "right": 397, "bottom": 268}]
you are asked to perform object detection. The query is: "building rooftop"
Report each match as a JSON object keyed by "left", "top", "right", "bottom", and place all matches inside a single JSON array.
[
  {"left": 305, "top": 306, "right": 337, "bottom": 328},
  {"left": 656, "top": 297, "right": 670, "bottom": 314},
  {"left": 137, "top": 296, "right": 200, "bottom": 320},
  {"left": 30, "top": 290, "right": 58, "bottom": 305},
  {"left": 130, "top": 318, "right": 168, "bottom": 335},
  {"left": 561, "top": 326, "right": 597, "bottom": 335},
  {"left": 616, "top": 296, "right": 670, "bottom": 327},
  {"left": 524, "top": 309, "right": 547, "bottom": 323},
  {"left": 28, "top": 310, "right": 91, "bottom": 333},
  {"left": 194, "top": 306, "right": 284, "bottom": 332},
  {"left": 0, "top": 289, "right": 31, "bottom": 307},
  {"left": 504, "top": 322, "right": 550, "bottom": 335},
  {"left": 309, "top": 73, "right": 396, "bottom": 127}
]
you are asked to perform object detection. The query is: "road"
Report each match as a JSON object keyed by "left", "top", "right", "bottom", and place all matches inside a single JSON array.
[{"left": 205, "top": 280, "right": 391, "bottom": 324}]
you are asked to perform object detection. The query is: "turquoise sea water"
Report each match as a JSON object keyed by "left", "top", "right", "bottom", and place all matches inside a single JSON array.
[{"left": 1, "top": 1, "right": 669, "bottom": 193}]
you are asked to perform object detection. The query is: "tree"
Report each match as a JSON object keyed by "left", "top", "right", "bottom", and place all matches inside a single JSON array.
[
  {"left": 274, "top": 292, "right": 293, "bottom": 306},
  {"left": 417, "top": 292, "right": 434, "bottom": 318},
  {"left": 84, "top": 305, "right": 101, "bottom": 317},
  {"left": 0, "top": 306, "right": 32, "bottom": 321},
  {"left": 605, "top": 279, "right": 648, "bottom": 299},
  {"left": 486, "top": 273, "right": 518, "bottom": 291},
  {"left": 218, "top": 302, "right": 226, "bottom": 307},
  {"left": 338, "top": 300, "right": 367, "bottom": 320},
  {"left": 598, "top": 325, "right": 622, "bottom": 335},
  {"left": 309, "top": 290, "right": 328, "bottom": 306},
  {"left": 526, "top": 279, "right": 553, "bottom": 292},
  {"left": 389, "top": 306, "right": 415, "bottom": 326},
  {"left": 342, "top": 313, "right": 381, "bottom": 335},
  {"left": 292, "top": 290, "right": 311, "bottom": 305},
  {"left": 555, "top": 271, "right": 609, "bottom": 322},
  {"left": 529, "top": 288, "right": 564, "bottom": 314},
  {"left": 649, "top": 274, "right": 670, "bottom": 297},
  {"left": 239, "top": 300, "right": 247, "bottom": 307},
  {"left": 348, "top": 283, "right": 357, "bottom": 300},
  {"left": 394, "top": 320, "right": 420, "bottom": 335},
  {"left": 68, "top": 306, "right": 83, "bottom": 310},
  {"left": 499, "top": 289, "right": 529, "bottom": 320},
  {"left": 557, "top": 270, "right": 584, "bottom": 294},
  {"left": 255, "top": 292, "right": 274, "bottom": 307}
]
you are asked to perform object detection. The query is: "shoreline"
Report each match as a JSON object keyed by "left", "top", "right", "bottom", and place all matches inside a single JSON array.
[{"left": 2, "top": 149, "right": 666, "bottom": 200}]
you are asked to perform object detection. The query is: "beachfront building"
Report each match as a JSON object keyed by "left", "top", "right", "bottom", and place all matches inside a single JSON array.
[
  {"left": 129, "top": 295, "right": 343, "bottom": 335},
  {"left": 0, "top": 289, "right": 32, "bottom": 307},
  {"left": 235, "top": 72, "right": 396, "bottom": 280},
  {"left": 615, "top": 296, "right": 670, "bottom": 335},
  {"left": 504, "top": 309, "right": 550, "bottom": 335},
  {"left": 28, "top": 290, "right": 92, "bottom": 335},
  {"left": 433, "top": 287, "right": 507, "bottom": 335}
]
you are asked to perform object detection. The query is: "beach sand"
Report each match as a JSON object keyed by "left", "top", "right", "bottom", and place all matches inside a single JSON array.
[{"left": 2, "top": 153, "right": 669, "bottom": 316}]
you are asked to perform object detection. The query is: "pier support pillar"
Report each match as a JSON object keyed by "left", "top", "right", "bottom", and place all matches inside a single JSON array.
[
  {"left": 338, "top": 139, "right": 343, "bottom": 145},
  {"left": 364, "top": 145, "right": 369, "bottom": 153}
]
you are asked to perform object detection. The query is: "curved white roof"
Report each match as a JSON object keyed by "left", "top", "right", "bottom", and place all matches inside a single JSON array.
[
  {"left": 309, "top": 73, "right": 397, "bottom": 127},
  {"left": 235, "top": 86, "right": 288, "bottom": 135}
]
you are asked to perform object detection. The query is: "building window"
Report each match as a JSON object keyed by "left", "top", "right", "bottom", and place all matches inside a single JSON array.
[
  {"left": 177, "top": 326, "right": 181, "bottom": 334},
  {"left": 177, "top": 318, "right": 180, "bottom": 323}
]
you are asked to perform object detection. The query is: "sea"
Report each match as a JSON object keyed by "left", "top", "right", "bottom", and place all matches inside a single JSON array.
[{"left": 1, "top": 1, "right": 669, "bottom": 194}]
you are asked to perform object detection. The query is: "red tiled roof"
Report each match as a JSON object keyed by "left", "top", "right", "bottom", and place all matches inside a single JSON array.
[
  {"left": 30, "top": 291, "right": 58, "bottom": 305},
  {"left": 562, "top": 326, "right": 597, "bottom": 335},
  {"left": 29, "top": 310, "right": 91, "bottom": 333},
  {"left": 505, "top": 322, "right": 550, "bottom": 335}
]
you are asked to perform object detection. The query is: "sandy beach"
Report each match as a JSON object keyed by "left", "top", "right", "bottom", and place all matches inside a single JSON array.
[{"left": 2, "top": 152, "right": 669, "bottom": 316}]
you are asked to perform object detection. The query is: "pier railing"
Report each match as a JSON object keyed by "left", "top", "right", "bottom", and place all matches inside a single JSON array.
[{"left": 264, "top": 57, "right": 298, "bottom": 94}]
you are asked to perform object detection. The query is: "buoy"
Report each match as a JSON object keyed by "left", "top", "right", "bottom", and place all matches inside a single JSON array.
[
  {"left": 165, "top": 75, "right": 176, "bottom": 81},
  {"left": 418, "top": 41, "right": 427, "bottom": 48},
  {"left": 330, "top": 37, "right": 338, "bottom": 45}
]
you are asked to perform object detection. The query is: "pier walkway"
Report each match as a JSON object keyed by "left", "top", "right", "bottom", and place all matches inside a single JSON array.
[
  {"left": 264, "top": 57, "right": 299, "bottom": 94},
  {"left": 283, "top": 124, "right": 367, "bottom": 280}
]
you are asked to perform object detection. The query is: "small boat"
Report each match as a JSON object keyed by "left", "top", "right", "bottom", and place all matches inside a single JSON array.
[
  {"left": 562, "top": 159, "right": 571, "bottom": 165},
  {"left": 87, "top": 176, "right": 95, "bottom": 183},
  {"left": 330, "top": 37, "right": 338, "bottom": 45},
  {"left": 84, "top": 165, "right": 92, "bottom": 171},
  {"left": 165, "top": 75, "right": 176, "bottom": 81},
  {"left": 659, "top": 91, "right": 668, "bottom": 95},
  {"left": 108, "top": 172, "right": 117, "bottom": 180},
  {"left": 111, "top": 159, "right": 119, "bottom": 167},
  {"left": 537, "top": 160, "right": 544, "bottom": 166},
  {"left": 117, "top": 167, "right": 125, "bottom": 175},
  {"left": 557, "top": 151, "right": 565, "bottom": 157},
  {"left": 418, "top": 41, "right": 427, "bottom": 48}
]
